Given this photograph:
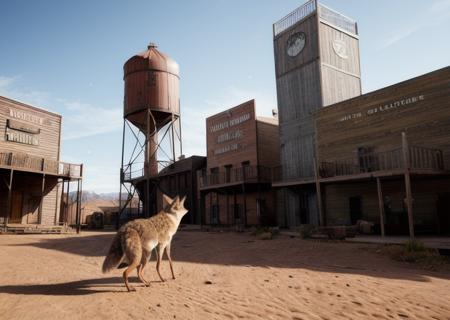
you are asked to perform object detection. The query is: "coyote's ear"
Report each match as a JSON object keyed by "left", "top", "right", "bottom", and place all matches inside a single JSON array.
[
  {"left": 162, "top": 194, "right": 173, "bottom": 208},
  {"left": 180, "top": 195, "right": 187, "bottom": 207}
]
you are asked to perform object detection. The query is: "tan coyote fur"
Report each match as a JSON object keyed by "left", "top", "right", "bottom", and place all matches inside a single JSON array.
[{"left": 102, "top": 194, "right": 188, "bottom": 291}]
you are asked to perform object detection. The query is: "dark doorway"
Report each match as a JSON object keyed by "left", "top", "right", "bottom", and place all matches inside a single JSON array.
[
  {"left": 437, "top": 193, "right": 450, "bottom": 235},
  {"left": 225, "top": 165, "right": 232, "bottom": 183},
  {"left": 10, "top": 191, "right": 23, "bottom": 223},
  {"left": 349, "top": 196, "right": 362, "bottom": 224},
  {"left": 210, "top": 204, "right": 220, "bottom": 225},
  {"left": 298, "top": 192, "right": 309, "bottom": 224},
  {"left": 257, "top": 199, "right": 268, "bottom": 226}
]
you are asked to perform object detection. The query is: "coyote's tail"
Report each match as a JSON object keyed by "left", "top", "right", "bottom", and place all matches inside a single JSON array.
[{"left": 102, "top": 233, "right": 123, "bottom": 273}]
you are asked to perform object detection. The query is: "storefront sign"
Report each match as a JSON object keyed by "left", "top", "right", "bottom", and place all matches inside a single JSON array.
[
  {"left": 217, "top": 129, "right": 243, "bottom": 144},
  {"left": 209, "top": 113, "right": 251, "bottom": 133},
  {"left": 6, "top": 127, "right": 39, "bottom": 146},
  {"left": 9, "top": 108, "right": 45, "bottom": 125},
  {"left": 214, "top": 143, "right": 239, "bottom": 155},
  {"left": 7, "top": 119, "right": 40, "bottom": 134},
  {"left": 339, "top": 94, "right": 425, "bottom": 122}
]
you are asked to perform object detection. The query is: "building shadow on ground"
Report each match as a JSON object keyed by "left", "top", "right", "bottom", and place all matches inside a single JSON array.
[
  {"left": 4, "top": 231, "right": 450, "bottom": 283},
  {"left": 7, "top": 232, "right": 113, "bottom": 257}
]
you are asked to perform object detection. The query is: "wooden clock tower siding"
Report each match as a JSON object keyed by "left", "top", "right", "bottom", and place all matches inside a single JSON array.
[
  {"left": 0, "top": 96, "right": 83, "bottom": 232},
  {"left": 273, "top": 0, "right": 361, "bottom": 228}
]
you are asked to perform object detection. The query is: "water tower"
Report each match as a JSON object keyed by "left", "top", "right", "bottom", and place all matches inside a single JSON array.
[{"left": 118, "top": 43, "right": 182, "bottom": 223}]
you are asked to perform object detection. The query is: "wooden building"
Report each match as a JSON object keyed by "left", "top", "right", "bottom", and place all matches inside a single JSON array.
[
  {"left": 0, "top": 96, "right": 83, "bottom": 233},
  {"left": 156, "top": 155, "right": 206, "bottom": 224},
  {"left": 273, "top": 0, "right": 361, "bottom": 227},
  {"left": 314, "top": 67, "right": 450, "bottom": 236},
  {"left": 198, "top": 100, "right": 279, "bottom": 227}
]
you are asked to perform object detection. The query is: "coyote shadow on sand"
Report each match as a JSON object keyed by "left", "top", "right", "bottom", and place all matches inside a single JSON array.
[{"left": 0, "top": 277, "right": 148, "bottom": 296}]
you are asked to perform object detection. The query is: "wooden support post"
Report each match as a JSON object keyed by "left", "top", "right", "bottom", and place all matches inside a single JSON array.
[
  {"left": 402, "top": 132, "right": 415, "bottom": 239},
  {"left": 209, "top": 192, "right": 212, "bottom": 225},
  {"left": 313, "top": 158, "right": 324, "bottom": 226},
  {"left": 4, "top": 170, "right": 13, "bottom": 231},
  {"left": 233, "top": 191, "right": 237, "bottom": 226},
  {"left": 65, "top": 180, "right": 70, "bottom": 226},
  {"left": 226, "top": 191, "right": 230, "bottom": 226},
  {"left": 199, "top": 191, "right": 205, "bottom": 228},
  {"left": 376, "top": 177, "right": 385, "bottom": 238},
  {"left": 242, "top": 184, "right": 247, "bottom": 228},
  {"left": 38, "top": 174, "right": 46, "bottom": 225},
  {"left": 75, "top": 179, "right": 81, "bottom": 233}
]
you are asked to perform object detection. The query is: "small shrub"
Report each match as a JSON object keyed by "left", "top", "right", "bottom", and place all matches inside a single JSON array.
[
  {"left": 258, "top": 232, "right": 273, "bottom": 240},
  {"left": 380, "top": 241, "right": 450, "bottom": 270},
  {"left": 405, "top": 239, "right": 426, "bottom": 252},
  {"left": 298, "top": 224, "right": 316, "bottom": 239},
  {"left": 250, "top": 226, "right": 278, "bottom": 240}
]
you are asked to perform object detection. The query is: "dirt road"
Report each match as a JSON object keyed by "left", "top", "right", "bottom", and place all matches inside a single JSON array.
[{"left": 0, "top": 231, "right": 449, "bottom": 319}]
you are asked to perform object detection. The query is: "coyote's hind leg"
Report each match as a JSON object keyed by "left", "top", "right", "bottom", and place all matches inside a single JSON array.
[
  {"left": 122, "top": 230, "right": 142, "bottom": 292},
  {"left": 137, "top": 250, "right": 151, "bottom": 287}
]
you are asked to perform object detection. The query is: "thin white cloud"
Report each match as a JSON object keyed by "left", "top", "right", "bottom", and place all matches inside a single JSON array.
[
  {"left": 60, "top": 101, "right": 122, "bottom": 140},
  {"left": 0, "top": 75, "right": 122, "bottom": 140},
  {"left": 382, "top": 0, "right": 450, "bottom": 48}
]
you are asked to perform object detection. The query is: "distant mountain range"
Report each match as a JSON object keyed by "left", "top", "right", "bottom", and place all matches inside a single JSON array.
[{"left": 68, "top": 191, "right": 131, "bottom": 203}]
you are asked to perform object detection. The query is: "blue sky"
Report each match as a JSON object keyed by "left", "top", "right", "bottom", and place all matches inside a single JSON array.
[{"left": 1, "top": 0, "right": 449, "bottom": 192}]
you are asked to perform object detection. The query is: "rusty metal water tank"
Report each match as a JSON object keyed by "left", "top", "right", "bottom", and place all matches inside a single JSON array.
[{"left": 123, "top": 43, "right": 180, "bottom": 132}]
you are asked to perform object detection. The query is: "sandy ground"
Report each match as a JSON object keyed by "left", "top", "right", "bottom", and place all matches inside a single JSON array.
[{"left": 0, "top": 231, "right": 449, "bottom": 320}]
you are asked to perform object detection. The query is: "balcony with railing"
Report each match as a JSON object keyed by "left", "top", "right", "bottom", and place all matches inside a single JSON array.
[
  {"left": 0, "top": 150, "right": 82, "bottom": 179},
  {"left": 273, "top": 146, "right": 446, "bottom": 185},
  {"left": 198, "top": 165, "right": 272, "bottom": 189},
  {"left": 320, "top": 146, "right": 444, "bottom": 180}
]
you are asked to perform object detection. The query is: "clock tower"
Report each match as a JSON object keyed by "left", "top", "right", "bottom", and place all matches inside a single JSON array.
[{"left": 273, "top": 0, "right": 361, "bottom": 227}]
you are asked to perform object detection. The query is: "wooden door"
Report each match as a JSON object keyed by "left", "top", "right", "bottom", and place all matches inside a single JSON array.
[
  {"left": 23, "top": 195, "right": 40, "bottom": 224},
  {"left": 437, "top": 194, "right": 450, "bottom": 235},
  {"left": 349, "top": 196, "right": 362, "bottom": 225},
  {"left": 10, "top": 191, "right": 23, "bottom": 223}
]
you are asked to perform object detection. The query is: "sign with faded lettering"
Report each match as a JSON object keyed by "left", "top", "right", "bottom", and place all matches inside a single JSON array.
[
  {"left": 209, "top": 113, "right": 250, "bottom": 133},
  {"left": 339, "top": 95, "right": 425, "bottom": 122},
  {"left": 5, "top": 111, "right": 42, "bottom": 146},
  {"left": 7, "top": 119, "right": 40, "bottom": 134},
  {"left": 9, "top": 108, "right": 44, "bottom": 125},
  {"left": 5, "top": 127, "right": 39, "bottom": 145}
]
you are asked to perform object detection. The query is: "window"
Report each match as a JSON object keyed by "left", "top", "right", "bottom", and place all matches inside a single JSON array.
[
  {"left": 210, "top": 167, "right": 219, "bottom": 185},
  {"left": 211, "top": 205, "right": 220, "bottom": 225},
  {"left": 225, "top": 165, "right": 232, "bottom": 183},
  {"left": 358, "top": 147, "right": 376, "bottom": 172}
]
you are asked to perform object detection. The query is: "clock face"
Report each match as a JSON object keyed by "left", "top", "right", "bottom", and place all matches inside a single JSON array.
[{"left": 286, "top": 32, "right": 306, "bottom": 57}]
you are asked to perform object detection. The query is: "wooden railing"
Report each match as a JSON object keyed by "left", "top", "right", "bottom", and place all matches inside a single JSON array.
[
  {"left": 272, "top": 146, "right": 445, "bottom": 183},
  {"left": 122, "top": 163, "right": 145, "bottom": 182},
  {"left": 273, "top": 0, "right": 316, "bottom": 36},
  {"left": 198, "top": 165, "right": 272, "bottom": 188},
  {"left": 272, "top": 165, "right": 314, "bottom": 184},
  {"left": 0, "top": 151, "right": 82, "bottom": 178},
  {"left": 319, "top": 146, "right": 444, "bottom": 179}
]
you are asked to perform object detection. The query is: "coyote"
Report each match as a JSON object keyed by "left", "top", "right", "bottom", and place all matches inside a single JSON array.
[{"left": 102, "top": 194, "right": 188, "bottom": 292}]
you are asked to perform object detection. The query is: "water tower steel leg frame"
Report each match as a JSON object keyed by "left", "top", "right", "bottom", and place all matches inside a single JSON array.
[{"left": 118, "top": 109, "right": 182, "bottom": 228}]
